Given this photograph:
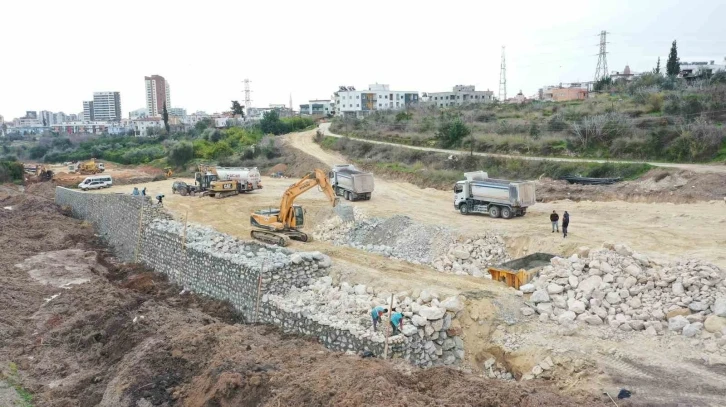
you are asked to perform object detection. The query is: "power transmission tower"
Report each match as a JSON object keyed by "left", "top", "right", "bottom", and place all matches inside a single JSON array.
[
  {"left": 594, "top": 31, "right": 609, "bottom": 82},
  {"left": 498, "top": 46, "right": 507, "bottom": 102},
  {"left": 243, "top": 79, "right": 252, "bottom": 116}
]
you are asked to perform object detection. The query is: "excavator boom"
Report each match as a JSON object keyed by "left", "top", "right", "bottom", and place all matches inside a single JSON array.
[{"left": 250, "top": 168, "right": 338, "bottom": 246}]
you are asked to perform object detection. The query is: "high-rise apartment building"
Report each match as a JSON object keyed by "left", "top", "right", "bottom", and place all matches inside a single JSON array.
[
  {"left": 145, "top": 75, "right": 171, "bottom": 117},
  {"left": 93, "top": 92, "right": 122, "bottom": 121},
  {"left": 83, "top": 101, "right": 94, "bottom": 121}
]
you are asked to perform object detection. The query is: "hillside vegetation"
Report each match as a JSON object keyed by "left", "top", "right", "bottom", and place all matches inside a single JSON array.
[
  {"left": 315, "top": 133, "right": 652, "bottom": 190},
  {"left": 330, "top": 73, "right": 726, "bottom": 163},
  {"left": 0, "top": 112, "right": 314, "bottom": 172}
]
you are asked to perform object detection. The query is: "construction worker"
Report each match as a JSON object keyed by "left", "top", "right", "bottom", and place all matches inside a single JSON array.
[
  {"left": 371, "top": 306, "right": 388, "bottom": 331},
  {"left": 563, "top": 211, "right": 570, "bottom": 238},
  {"left": 141, "top": 187, "right": 147, "bottom": 196},
  {"left": 132, "top": 187, "right": 140, "bottom": 196},
  {"left": 390, "top": 311, "right": 404, "bottom": 335},
  {"left": 550, "top": 210, "right": 559, "bottom": 233},
  {"left": 156, "top": 194, "right": 164, "bottom": 205}
]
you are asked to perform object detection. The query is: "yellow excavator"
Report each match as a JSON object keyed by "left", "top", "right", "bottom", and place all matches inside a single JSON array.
[{"left": 250, "top": 169, "right": 338, "bottom": 246}]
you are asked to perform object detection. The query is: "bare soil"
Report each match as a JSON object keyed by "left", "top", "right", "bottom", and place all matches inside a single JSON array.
[
  {"left": 0, "top": 186, "right": 606, "bottom": 406},
  {"left": 49, "top": 162, "right": 164, "bottom": 188}
]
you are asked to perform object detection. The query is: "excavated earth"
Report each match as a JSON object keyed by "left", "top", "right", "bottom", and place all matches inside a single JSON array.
[{"left": 0, "top": 183, "right": 607, "bottom": 406}]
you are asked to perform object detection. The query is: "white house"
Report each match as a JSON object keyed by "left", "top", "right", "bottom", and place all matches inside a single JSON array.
[{"left": 334, "top": 84, "right": 419, "bottom": 117}]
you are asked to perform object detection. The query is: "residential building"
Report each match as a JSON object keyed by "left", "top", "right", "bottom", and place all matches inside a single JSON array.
[
  {"left": 24, "top": 111, "right": 37, "bottom": 119},
  {"left": 680, "top": 58, "right": 726, "bottom": 79},
  {"left": 129, "top": 108, "right": 147, "bottom": 120},
  {"left": 168, "top": 107, "right": 186, "bottom": 117},
  {"left": 52, "top": 112, "right": 68, "bottom": 124},
  {"left": 68, "top": 113, "right": 79, "bottom": 122},
  {"left": 300, "top": 99, "right": 334, "bottom": 116},
  {"left": 39, "top": 110, "right": 54, "bottom": 126},
  {"left": 551, "top": 87, "right": 588, "bottom": 102},
  {"left": 611, "top": 65, "right": 637, "bottom": 81},
  {"left": 145, "top": 75, "right": 171, "bottom": 117},
  {"left": 0, "top": 114, "right": 4, "bottom": 125},
  {"left": 52, "top": 122, "right": 109, "bottom": 135},
  {"left": 334, "top": 84, "right": 419, "bottom": 117},
  {"left": 426, "top": 85, "right": 494, "bottom": 108},
  {"left": 505, "top": 90, "right": 529, "bottom": 104},
  {"left": 83, "top": 101, "right": 94, "bottom": 121},
  {"left": 131, "top": 117, "right": 164, "bottom": 136},
  {"left": 93, "top": 92, "right": 122, "bottom": 121},
  {"left": 247, "top": 105, "right": 294, "bottom": 120}
]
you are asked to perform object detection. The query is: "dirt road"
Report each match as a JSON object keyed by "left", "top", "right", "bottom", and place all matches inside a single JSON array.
[
  {"left": 289, "top": 128, "right": 726, "bottom": 269},
  {"left": 320, "top": 123, "right": 726, "bottom": 174}
]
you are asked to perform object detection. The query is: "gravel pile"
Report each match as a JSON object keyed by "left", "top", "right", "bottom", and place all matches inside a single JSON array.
[
  {"left": 314, "top": 211, "right": 509, "bottom": 276},
  {"left": 266, "top": 277, "right": 467, "bottom": 366},
  {"left": 520, "top": 244, "right": 726, "bottom": 338}
]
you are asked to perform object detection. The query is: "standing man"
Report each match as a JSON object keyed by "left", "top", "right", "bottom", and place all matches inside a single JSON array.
[
  {"left": 371, "top": 306, "right": 388, "bottom": 332},
  {"left": 563, "top": 211, "right": 570, "bottom": 238},
  {"left": 550, "top": 210, "right": 559, "bottom": 233},
  {"left": 141, "top": 187, "right": 147, "bottom": 196},
  {"left": 156, "top": 194, "right": 164, "bottom": 206},
  {"left": 390, "top": 311, "right": 404, "bottom": 335}
]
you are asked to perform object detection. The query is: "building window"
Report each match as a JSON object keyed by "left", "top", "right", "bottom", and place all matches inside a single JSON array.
[
  {"left": 357, "top": 104, "right": 359, "bottom": 107},
  {"left": 356, "top": 95, "right": 359, "bottom": 99}
]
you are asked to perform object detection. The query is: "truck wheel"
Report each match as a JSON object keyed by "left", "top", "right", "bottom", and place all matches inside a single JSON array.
[
  {"left": 459, "top": 204, "right": 469, "bottom": 215},
  {"left": 488, "top": 205, "right": 501, "bottom": 218},
  {"left": 344, "top": 191, "right": 350, "bottom": 200},
  {"left": 501, "top": 207, "right": 512, "bottom": 219}
]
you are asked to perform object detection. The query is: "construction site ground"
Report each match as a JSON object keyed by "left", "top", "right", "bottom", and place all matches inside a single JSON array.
[
  {"left": 0, "top": 184, "right": 607, "bottom": 406},
  {"left": 47, "top": 162, "right": 165, "bottom": 189},
  {"left": 77, "top": 129, "right": 726, "bottom": 406}
]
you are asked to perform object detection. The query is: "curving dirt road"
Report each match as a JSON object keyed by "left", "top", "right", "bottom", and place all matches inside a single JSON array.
[
  {"left": 289, "top": 128, "right": 726, "bottom": 269},
  {"left": 320, "top": 123, "right": 726, "bottom": 174}
]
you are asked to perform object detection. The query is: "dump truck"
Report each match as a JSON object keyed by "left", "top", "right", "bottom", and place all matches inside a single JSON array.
[
  {"left": 454, "top": 171, "right": 536, "bottom": 218},
  {"left": 487, "top": 253, "right": 555, "bottom": 289},
  {"left": 329, "top": 164, "right": 374, "bottom": 201}
]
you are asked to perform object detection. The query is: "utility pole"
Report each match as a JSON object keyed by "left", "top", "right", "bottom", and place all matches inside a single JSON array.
[
  {"left": 498, "top": 46, "right": 507, "bottom": 102},
  {"left": 594, "top": 31, "right": 609, "bottom": 82},
  {"left": 289, "top": 93, "right": 293, "bottom": 117},
  {"left": 243, "top": 79, "right": 252, "bottom": 117}
]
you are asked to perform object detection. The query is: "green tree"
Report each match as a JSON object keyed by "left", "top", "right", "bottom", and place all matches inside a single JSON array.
[
  {"left": 435, "top": 117, "right": 470, "bottom": 148},
  {"left": 260, "top": 110, "right": 289, "bottom": 135},
  {"left": 666, "top": 40, "right": 680, "bottom": 76},
  {"left": 194, "top": 117, "right": 213, "bottom": 132},
  {"left": 162, "top": 103, "right": 170, "bottom": 133},
  {"left": 231, "top": 100, "right": 245, "bottom": 117},
  {"left": 167, "top": 141, "right": 194, "bottom": 167},
  {"left": 653, "top": 57, "right": 661, "bottom": 74},
  {"left": 593, "top": 76, "right": 612, "bottom": 92}
]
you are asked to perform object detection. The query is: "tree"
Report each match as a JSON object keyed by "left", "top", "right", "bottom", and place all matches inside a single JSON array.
[
  {"left": 231, "top": 100, "right": 245, "bottom": 118},
  {"left": 167, "top": 141, "right": 194, "bottom": 167},
  {"left": 653, "top": 57, "right": 661, "bottom": 74},
  {"left": 162, "top": 103, "right": 170, "bottom": 133},
  {"left": 194, "top": 117, "right": 213, "bottom": 132},
  {"left": 666, "top": 40, "right": 680, "bottom": 76},
  {"left": 260, "top": 110, "right": 289, "bottom": 135},
  {"left": 435, "top": 117, "right": 470, "bottom": 149}
]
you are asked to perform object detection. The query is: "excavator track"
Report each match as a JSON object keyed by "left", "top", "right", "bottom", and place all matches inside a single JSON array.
[{"left": 250, "top": 230, "right": 291, "bottom": 247}]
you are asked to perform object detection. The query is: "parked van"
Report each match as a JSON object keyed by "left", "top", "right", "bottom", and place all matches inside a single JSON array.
[{"left": 78, "top": 175, "right": 113, "bottom": 189}]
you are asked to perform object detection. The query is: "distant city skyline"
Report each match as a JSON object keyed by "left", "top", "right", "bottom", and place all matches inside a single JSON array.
[{"left": 1, "top": 0, "right": 725, "bottom": 119}]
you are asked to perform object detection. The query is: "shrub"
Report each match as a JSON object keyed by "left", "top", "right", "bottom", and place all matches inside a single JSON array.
[{"left": 435, "top": 118, "right": 471, "bottom": 148}]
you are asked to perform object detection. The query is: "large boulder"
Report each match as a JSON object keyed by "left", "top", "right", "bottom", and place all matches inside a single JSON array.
[
  {"left": 682, "top": 322, "right": 703, "bottom": 337},
  {"left": 668, "top": 315, "right": 689, "bottom": 332},
  {"left": 411, "top": 314, "right": 428, "bottom": 327},
  {"left": 713, "top": 297, "right": 726, "bottom": 317},
  {"left": 531, "top": 290, "right": 551, "bottom": 304},
  {"left": 519, "top": 283, "right": 536, "bottom": 294},
  {"left": 418, "top": 306, "right": 446, "bottom": 320},
  {"left": 402, "top": 324, "right": 418, "bottom": 336},
  {"left": 704, "top": 315, "right": 726, "bottom": 333},
  {"left": 440, "top": 296, "right": 465, "bottom": 313},
  {"left": 578, "top": 275, "right": 603, "bottom": 296},
  {"left": 547, "top": 284, "right": 565, "bottom": 295},
  {"left": 567, "top": 299, "right": 586, "bottom": 314}
]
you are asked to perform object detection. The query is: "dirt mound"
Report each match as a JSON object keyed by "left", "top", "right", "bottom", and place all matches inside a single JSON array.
[
  {"left": 267, "top": 163, "right": 288, "bottom": 175},
  {"left": 538, "top": 169, "right": 726, "bottom": 203},
  {"left": 280, "top": 143, "right": 330, "bottom": 177}
]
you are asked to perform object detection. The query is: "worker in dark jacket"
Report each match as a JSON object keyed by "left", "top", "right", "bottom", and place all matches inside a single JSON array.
[
  {"left": 563, "top": 211, "right": 570, "bottom": 238},
  {"left": 550, "top": 210, "right": 559, "bottom": 233}
]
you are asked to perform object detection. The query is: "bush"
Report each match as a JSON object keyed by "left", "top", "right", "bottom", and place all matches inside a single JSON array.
[
  {"left": 167, "top": 141, "right": 194, "bottom": 167},
  {"left": 435, "top": 118, "right": 471, "bottom": 148},
  {"left": 647, "top": 93, "right": 664, "bottom": 112},
  {"left": 0, "top": 160, "right": 25, "bottom": 183}
]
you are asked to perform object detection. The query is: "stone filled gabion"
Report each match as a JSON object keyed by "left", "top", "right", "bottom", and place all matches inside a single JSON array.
[
  {"left": 265, "top": 276, "right": 467, "bottom": 367},
  {"left": 521, "top": 244, "right": 726, "bottom": 337},
  {"left": 314, "top": 210, "right": 509, "bottom": 277}
]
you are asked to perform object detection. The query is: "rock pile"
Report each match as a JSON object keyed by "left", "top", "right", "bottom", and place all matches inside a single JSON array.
[
  {"left": 431, "top": 234, "right": 510, "bottom": 277},
  {"left": 266, "top": 277, "right": 467, "bottom": 366},
  {"left": 314, "top": 211, "right": 509, "bottom": 277},
  {"left": 521, "top": 244, "right": 726, "bottom": 337}
]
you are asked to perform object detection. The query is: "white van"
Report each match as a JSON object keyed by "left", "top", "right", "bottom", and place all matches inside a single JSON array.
[{"left": 78, "top": 175, "right": 113, "bottom": 189}]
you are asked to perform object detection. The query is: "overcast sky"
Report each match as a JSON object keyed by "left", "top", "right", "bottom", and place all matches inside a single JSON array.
[{"left": 1, "top": 0, "right": 725, "bottom": 119}]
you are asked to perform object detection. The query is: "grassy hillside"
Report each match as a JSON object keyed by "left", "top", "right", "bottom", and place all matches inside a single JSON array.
[{"left": 330, "top": 73, "right": 726, "bottom": 163}]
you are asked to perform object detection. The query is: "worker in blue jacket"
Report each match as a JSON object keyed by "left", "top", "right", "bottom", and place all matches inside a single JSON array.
[
  {"left": 390, "top": 311, "right": 404, "bottom": 335},
  {"left": 371, "top": 306, "right": 388, "bottom": 332}
]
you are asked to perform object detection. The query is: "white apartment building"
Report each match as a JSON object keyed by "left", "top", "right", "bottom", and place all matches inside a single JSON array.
[
  {"left": 145, "top": 75, "right": 171, "bottom": 117},
  {"left": 680, "top": 58, "right": 726, "bottom": 77},
  {"left": 168, "top": 107, "right": 186, "bottom": 117},
  {"left": 83, "top": 101, "right": 94, "bottom": 121},
  {"left": 92, "top": 92, "right": 122, "bottom": 121},
  {"left": 426, "top": 85, "right": 494, "bottom": 108},
  {"left": 334, "top": 84, "right": 419, "bottom": 117},
  {"left": 300, "top": 99, "right": 334, "bottom": 116}
]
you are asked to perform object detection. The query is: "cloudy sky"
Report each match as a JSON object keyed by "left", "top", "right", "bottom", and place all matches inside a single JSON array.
[{"left": 1, "top": 0, "right": 724, "bottom": 119}]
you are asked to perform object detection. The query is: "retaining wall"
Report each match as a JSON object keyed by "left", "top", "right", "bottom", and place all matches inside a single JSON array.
[{"left": 55, "top": 187, "right": 458, "bottom": 366}]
